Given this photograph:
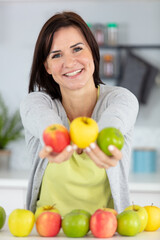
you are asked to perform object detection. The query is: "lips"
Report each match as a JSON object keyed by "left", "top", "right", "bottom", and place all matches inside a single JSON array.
[{"left": 63, "top": 69, "right": 83, "bottom": 77}]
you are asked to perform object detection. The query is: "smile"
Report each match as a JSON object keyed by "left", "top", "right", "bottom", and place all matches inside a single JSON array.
[{"left": 64, "top": 69, "right": 83, "bottom": 77}]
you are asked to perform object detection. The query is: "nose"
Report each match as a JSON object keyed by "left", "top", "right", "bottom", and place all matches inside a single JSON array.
[{"left": 63, "top": 54, "right": 76, "bottom": 68}]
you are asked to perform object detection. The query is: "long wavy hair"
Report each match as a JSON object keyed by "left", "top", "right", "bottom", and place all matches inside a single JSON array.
[{"left": 29, "top": 11, "right": 103, "bottom": 101}]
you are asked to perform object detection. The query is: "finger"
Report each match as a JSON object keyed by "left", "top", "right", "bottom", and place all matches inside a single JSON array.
[
  {"left": 49, "top": 144, "right": 77, "bottom": 163},
  {"left": 85, "top": 146, "right": 108, "bottom": 168},
  {"left": 39, "top": 146, "right": 53, "bottom": 159},
  {"left": 108, "top": 145, "right": 123, "bottom": 160}
]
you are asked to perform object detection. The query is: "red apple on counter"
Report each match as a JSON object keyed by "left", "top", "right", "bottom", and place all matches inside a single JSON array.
[
  {"left": 36, "top": 212, "right": 61, "bottom": 237},
  {"left": 35, "top": 205, "right": 60, "bottom": 221},
  {"left": 90, "top": 209, "right": 117, "bottom": 238},
  {"left": 43, "top": 124, "right": 70, "bottom": 153},
  {"left": 95, "top": 207, "right": 118, "bottom": 216}
]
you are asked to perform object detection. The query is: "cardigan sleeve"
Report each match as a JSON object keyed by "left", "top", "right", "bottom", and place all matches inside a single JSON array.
[
  {"left": 97, "top": 87, "right": 139, "bottom": 135},
  {"left": 20, "top": 92, "right": 63, "bottom": 145}
]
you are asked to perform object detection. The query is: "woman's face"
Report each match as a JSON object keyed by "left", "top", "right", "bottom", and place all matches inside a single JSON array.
[{"left": 44, "top": 26, "right": 95, "bottom": 91}]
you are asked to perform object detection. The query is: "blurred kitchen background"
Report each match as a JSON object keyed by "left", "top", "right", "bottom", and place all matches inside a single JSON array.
[{"left": 0, "top": 0, "right": 160, "bottom": 174}]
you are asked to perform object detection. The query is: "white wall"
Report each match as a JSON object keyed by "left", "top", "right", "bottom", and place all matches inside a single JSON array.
[{"left": 0, "top": 0, "right": 160, "bottom": 170}]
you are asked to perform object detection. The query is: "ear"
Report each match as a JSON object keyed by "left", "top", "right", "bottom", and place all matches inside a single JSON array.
[{"left": 44, "top": 61, "right": 52, "bottom": 75}]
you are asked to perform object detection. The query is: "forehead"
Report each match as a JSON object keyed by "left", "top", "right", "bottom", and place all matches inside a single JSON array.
[{"left": 51, "top": 26, "right": 88, "bottom": 48}]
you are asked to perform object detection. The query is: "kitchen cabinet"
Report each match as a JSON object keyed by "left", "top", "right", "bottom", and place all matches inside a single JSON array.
[
  {"left": 99, "top": 44, "right": 160, "bottom": 84},
  {"left": 0, "top": 169, "right": 160, "bottom": 215}
]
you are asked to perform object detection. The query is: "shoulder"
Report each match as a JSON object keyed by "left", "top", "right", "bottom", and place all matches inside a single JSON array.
[
  {"left": 99, "top": 84, "right": 139, "bottom": 106},
  {"left": 20, "top": 92, "right": 60, "bottom": 110}
]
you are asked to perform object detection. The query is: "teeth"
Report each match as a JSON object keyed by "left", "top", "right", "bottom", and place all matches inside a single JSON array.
[{"left": 65, "top": 69, "right": 82, "bottom": 77}]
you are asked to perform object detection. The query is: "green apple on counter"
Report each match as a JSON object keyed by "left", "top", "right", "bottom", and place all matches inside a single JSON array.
[
  {"left": 125, "top": 204, "right": 148, "bottom": 232},
  {"left": 70, "top": 117, "right": 99, "bottom": 148},
  {"left": 117, "top": 210, "right": 141, "bottom": 236},
  {"left": 35, "top": 205, "right": 60, "bottom": 221},
  {"left": 97, "top": 127, "right": 124, "bottom": 156},
  {"left": 62, "top": 210, "right": 90, "bottom": 237},
  {"left": 8, "top": 209, "right": 35, "bottom": 237},
  {"left": 0, "top": 206, "right": 6, "bottom": 230}
]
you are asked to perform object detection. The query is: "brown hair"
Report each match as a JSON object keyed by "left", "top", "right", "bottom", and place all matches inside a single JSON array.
[{"left": 29, "top": 11, "right": 103, "bottom": 100}]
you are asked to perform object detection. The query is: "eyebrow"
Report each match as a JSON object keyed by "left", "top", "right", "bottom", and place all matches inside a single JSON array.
[{"left": 49, "top": 42, "right": 84, "bottom": 54}]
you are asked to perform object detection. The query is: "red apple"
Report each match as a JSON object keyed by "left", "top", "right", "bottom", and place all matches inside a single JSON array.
[
  {"left": 43, "top": 124, "right": 70, "bottom": 153},
  {"left": 36, "top": 212, "right": 61, "bottom": 237},
  {"left": 90, "top": 209, "right": 117, "bottom": 238},
  {"left": 95, "top": 208, "right": 118, "bottom": 216}
]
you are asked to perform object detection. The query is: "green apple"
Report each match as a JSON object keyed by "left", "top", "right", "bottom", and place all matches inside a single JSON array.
[
  {"left": 117, "top": 210, "right": 141, "bottom": 236},
  {"left": 70, "top": 209, "right": 91, "bottom": 220},
  {"left": 97, "top": 127, "right": 124, "bottom": 156},
  {"left": 70, "top": 117, "right": 99, "bottom": 148},
  {"left": 8, "top": 209, "right": 35, "bottom": 237},
  {"left": 0, "top": 206, "right": 6, "bottom": 230},
  {"left": 35, "top": 205, "right": 60, "bottom": 221},
  {"left": 125, "top": 204, "right": 148, "bottom": 232},
  {"left": 62, "top": 211, "right": 90, "bottom": 237}
]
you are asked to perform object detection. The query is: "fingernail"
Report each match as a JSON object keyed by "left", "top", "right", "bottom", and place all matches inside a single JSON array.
[
  {"left": 108, "top": 145, "right": 114, "bottom": 151},
  {"left": 90, "top": 142, "right": 96, "bottom": 149},
  {"left": 46, "top": 146, "right": 52, "bottom": 152},
  {"left": 72, "top": 144, "right": 78, "bottom": 150},
  {"left": 85, "top": 147, "right": 91, "bottom": 153},
  {"left": 66, "top": 145, "right": 73, "bottom": 152}
]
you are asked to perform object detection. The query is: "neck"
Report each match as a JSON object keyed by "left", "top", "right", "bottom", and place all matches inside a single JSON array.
[{"left": 61, "top": 84, "right": 98, "bottom": 122}]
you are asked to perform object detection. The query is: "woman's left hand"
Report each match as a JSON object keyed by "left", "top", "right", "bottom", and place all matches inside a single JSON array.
[{"left": 84, "top": 143, "right": 122, "bottom": 169}]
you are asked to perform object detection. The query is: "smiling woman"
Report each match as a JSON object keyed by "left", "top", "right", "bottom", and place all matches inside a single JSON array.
[
  {"left": 44, "top": 26, "right": 95, "bottom": 92},
  {"left": 20, "top": 11, "right": 139, "bottom": 217}
]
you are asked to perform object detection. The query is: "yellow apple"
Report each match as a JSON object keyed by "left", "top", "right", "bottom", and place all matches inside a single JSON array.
[
  {"left": 35, "top": 205, "right": 60, "bottom": 221},
  {"left": 70, "top": 117, "right": 99, "bottom": 148},
  {"left": 8, "top": 209, "right": 35, "bottom": 237},
  {"left": 125, "top": 204, "right": 148, "bottom": 232},
  {"left": 144, "top": 205, "right": 160, "bottom": 231}
]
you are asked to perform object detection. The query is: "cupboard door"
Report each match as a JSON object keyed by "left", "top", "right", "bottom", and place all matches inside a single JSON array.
[{"left": 0, "top": 188, "right": 27, "bottom": 215}]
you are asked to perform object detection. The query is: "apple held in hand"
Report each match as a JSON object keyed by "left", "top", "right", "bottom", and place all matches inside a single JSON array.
[
  {"left": 117, "top": 210, "right": 141, "bottom": 236},
  {"left": 144, "top": 205, "right": 160, "bottom": 231},
  {"left": 35, "top": 205, "right": 60, "bottom": 221},
  {"left": 97, "top": 127, "right": 124, "bottom": 156},
  {"left": 70, "top": 117, "right": 99, "bottom": 148},
  {"left": 36, "top": 212, "right": 61, "bottom": 237},
  {"left": 0, "top": 206, "right": 6, "bottom": 230},
  {"left": 90, "top": 209, "right": 117, "bottom": 238},
  {"left": 125, "top": 204, "right": 148, "bottom": 232},
  {"left": 62, "top": 211, "right": 90, "bottom": 237},
  {"left": 8, "top": 209, "right": 35, "bottom": 237},
  {"left": 43, "top": 124, "right": 70, "bottom": 153}
]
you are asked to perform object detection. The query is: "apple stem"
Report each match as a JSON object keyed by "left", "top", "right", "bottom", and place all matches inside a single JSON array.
[
  {"left": 132, "top": 201, "right": 135, "bottom": 210},
  {"left": 151, "top": 203, "right": 153, "bottom": 206}
]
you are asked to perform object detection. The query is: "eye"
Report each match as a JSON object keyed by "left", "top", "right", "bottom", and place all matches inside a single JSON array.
[
  {"left": 51, "top": 53, "right": 62, "bottom": 59},
  {"left": 73, "top": 47, "right": 83, "bottom": 53}
]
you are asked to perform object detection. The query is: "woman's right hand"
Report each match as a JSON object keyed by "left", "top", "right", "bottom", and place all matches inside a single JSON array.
[{"left": 39, "top": 144, "right": 77, "bottom": 163}]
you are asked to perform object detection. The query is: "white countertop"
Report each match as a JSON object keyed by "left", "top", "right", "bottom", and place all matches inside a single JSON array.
[
  {"left": 1, "top": 221, "right": 160, "bottom": 240},
  {"left": 0, "top": 168, "right": 160, "bottom": 192}
]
